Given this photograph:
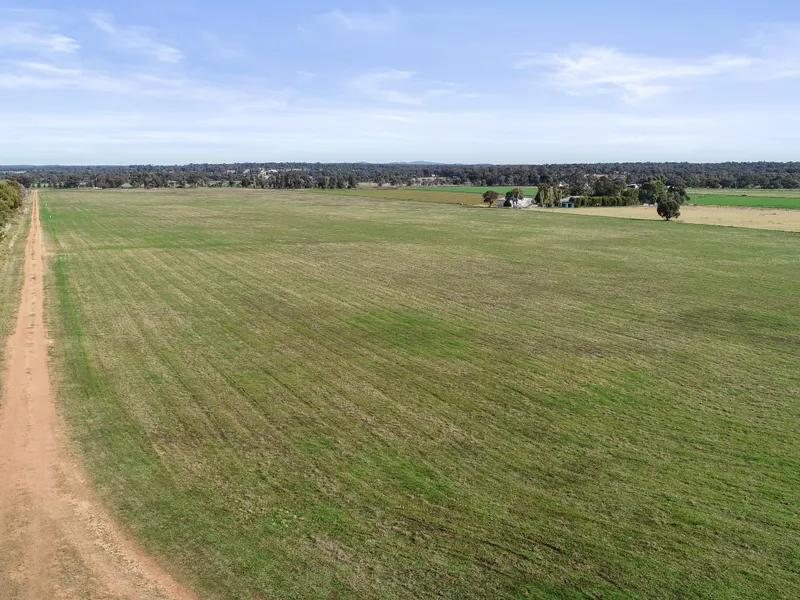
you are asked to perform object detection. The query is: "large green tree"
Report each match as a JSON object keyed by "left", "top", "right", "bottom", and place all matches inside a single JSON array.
[
  {"left": 482, "top": 190, "right": 499, "bottom": 207},
  {"left": 567, "top": 170, "right": 588, "bottom": 196},
  {"left": 592, "top": 176, "right": 625, "bottom": 197},
  {"left": 535, "top": 184, "right": 562, "bottom": 207},
  {"left": 669, "top": 185, "right": 690, "bottom": 204},
  {"left": 622, "top": 188, "right": 639, "bottom": 205},
  {"left": 639, "top": 176, "right": 668, "bottom": 205},
  {"left": 657, "top": 197, "right": 681, "bottom": 220},
  {"left": 505, "top": 188, "right": 524, "bottom": 202}
]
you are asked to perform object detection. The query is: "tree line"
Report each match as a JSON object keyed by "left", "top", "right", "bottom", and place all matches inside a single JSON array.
[
  {"left": 0, "top": 180, "right": 24, "bottom": 239},
  {"left": 2, "top": 162, "right": 799, "bottom": 191}
]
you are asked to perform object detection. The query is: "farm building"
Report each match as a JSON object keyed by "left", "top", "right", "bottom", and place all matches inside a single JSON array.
[
  {"left": 499, "top": 197, "right": 534, "bottom": 208},
  {"left": 560, "top": 196, "right": 577, "bottom": 208}
]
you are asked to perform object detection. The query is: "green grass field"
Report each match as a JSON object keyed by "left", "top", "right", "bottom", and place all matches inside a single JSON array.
[
  {"left": 687, "top": 189, "right": 800, "bottom": 210},
  {"left": 313, "top": 188, "right": 481, "bottom": 204},
  {"left": 41, "top": 189, "right": 799, "bottom": 599},
  {"left": 688, "top": 188, "right": 800, "bottom": 199},
  {"left": 408, "top": 186, "right": 539, "bottom": 196}
]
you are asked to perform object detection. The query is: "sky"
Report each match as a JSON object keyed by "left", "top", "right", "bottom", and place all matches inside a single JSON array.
[{"left": 1, "top": 1, "right": 799, "bottom": 164}]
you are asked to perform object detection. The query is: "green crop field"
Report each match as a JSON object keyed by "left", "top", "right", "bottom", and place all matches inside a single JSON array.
[
  {"left": 690, "top": 196, "right": 800, "bottom": 209},
  {"left": 687, "top": 189, "right": 800, "bottom": 210},
  {"left": 41, "top": 189, "right": 799, "bottom": 599},
  {"left": 688, "top": 188, "right": 800, "bottom": 199}
]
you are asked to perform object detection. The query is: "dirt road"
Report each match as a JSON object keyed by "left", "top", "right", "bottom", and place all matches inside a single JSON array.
[{"left": 0, "top": 192, "right": 196, "bottom": 600}]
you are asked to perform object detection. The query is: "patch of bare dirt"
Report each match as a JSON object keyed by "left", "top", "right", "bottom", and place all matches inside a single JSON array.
[{"left": 0, "top": 192, "right": 197, "bottom": 600}]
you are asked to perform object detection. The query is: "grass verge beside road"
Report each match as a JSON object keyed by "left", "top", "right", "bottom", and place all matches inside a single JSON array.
[{"left": 0, "top": 198, "right": 30, "bottom": 394}]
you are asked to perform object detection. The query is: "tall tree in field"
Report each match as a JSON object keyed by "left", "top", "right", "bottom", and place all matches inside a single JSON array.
[
  {"left": 657, "top": 196, "right": 681, "bottom": 221},
  {"left": 483, "top": 190, "right": 499, "bottom": 207}
]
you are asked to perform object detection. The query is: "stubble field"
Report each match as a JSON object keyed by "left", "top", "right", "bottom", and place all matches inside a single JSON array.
[
  {"left": 548, "top": 204, "right": 800, "bottom": 232},
  {"left": 41, "top": 188, "right": 799, "bottom": 599}
]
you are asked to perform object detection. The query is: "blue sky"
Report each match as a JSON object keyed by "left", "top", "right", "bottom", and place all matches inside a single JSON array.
[{"left": 1, "top": 1, "right": 799, "bottom": 164}]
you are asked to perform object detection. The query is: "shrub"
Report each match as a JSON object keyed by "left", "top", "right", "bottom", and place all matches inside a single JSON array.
[
  {"left": 0, "top": 180, "right": 23, "bottom": 239},
  {"left": 482, "top": 190, "right": 499, "bottom": 207}
]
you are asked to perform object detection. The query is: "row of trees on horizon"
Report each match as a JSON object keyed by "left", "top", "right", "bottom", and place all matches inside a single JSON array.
[{"left": 1, "top": 162, "right": 799, "bottom": 191}]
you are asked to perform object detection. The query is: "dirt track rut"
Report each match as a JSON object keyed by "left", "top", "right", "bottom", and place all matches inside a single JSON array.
[{"left": 0, "top": 192, "right": 196, "bottom": 600}]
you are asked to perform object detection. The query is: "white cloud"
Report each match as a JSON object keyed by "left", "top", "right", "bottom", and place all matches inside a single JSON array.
[
  {"left": 349, "top": 71, "right": 456, "bottom": 106},
  {"left": 747, "top": 25, "right": 800, "bottom": 80},
  {"left": 9, "top": 61, "right": 80, "bottom": 76},
  {"left": 0, "top": 60, "right": 130, "bottom": 92},
  {"left": 91, "top": 14, "right": 183, "bottom": 63},
  {"left": 0, "top": 22, "right": 79, "bottom": 53},
  {"left": 322, "top": 8, "right": 401, "bottom": 32},
  {"left": 0, "top": 60, "right": 290, "bottom": 109},
  {"left": 350, "top": 70, "right": 421, "bottom": 105},
  {"left": 518, "top": 47, "right": 756, "bottom": 102}
]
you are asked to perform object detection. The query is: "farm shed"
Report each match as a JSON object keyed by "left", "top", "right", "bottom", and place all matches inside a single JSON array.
[
  {"left": 500, "top": 197, "right": 533, "bottom": 208},
  {"left": 560, "top": 197, "right": 576, "bottom": 208}
]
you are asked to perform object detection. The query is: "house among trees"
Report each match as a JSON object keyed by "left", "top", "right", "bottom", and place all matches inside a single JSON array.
[{"left": 518, "top": 197, "right": 534, "bottom": 208}]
